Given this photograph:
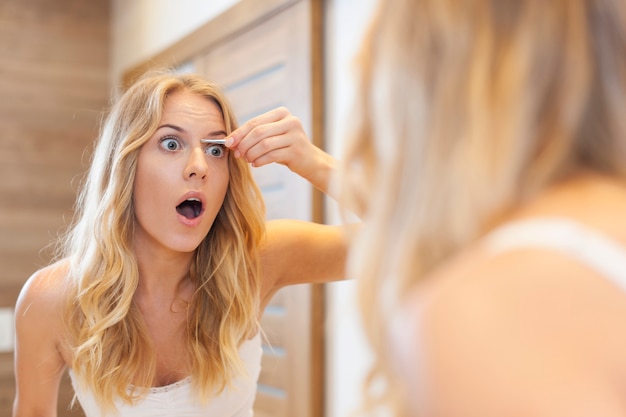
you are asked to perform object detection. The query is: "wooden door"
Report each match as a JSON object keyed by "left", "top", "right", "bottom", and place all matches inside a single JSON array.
[{"left": 198, "top": 3, "right": 323, "bottom": 417}]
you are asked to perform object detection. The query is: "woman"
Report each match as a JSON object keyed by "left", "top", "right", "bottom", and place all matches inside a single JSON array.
[
  {"left": 341, "top": 1, "right": 626, "bottom": 416},
  {"left": 13, "top": 71, "right": 347, "bottom": 416}
]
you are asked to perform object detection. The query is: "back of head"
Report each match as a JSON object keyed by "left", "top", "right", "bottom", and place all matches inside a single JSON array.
[{"left": 341, "top": 0, "right": 626, "bottom": 414}]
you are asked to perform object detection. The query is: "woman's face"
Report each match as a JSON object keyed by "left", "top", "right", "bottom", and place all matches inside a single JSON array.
[{"left": 132, "top": 89, "right": 230, "bottom": 256}]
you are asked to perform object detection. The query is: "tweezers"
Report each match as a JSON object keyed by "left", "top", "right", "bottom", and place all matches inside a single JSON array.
[{"left": 200, "top": 139, "right": 227, "bottom": 145}]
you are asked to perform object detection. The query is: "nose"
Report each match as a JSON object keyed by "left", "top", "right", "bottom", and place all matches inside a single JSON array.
[{"left": 184, "top": 147, "right": 208, "bottom": 180}]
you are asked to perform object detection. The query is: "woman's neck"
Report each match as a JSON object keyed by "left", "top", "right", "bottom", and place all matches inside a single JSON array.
[{"left": 133, "top": 243, "right": 195, "bottom": 301}]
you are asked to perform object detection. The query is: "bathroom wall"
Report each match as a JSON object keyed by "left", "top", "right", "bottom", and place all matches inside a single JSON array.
[
  {"left": 110, "top": 0, "right": 239, "bottom": 85},
  {"left": 0, "top": 0, "right": 110, "bottom": 415},
  {"left": 323, "top": 2, "right": 380, "bottom": 416}
]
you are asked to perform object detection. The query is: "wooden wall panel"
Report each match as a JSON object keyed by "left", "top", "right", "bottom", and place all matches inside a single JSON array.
[{"left": 0, "top": 0, "right": 110, "bottom": 415}]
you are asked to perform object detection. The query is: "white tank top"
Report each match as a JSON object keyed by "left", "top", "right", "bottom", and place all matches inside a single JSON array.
[
  {"left": 483, "top": 217, "right": 626, "bottom": 290},
  {"left": 69, "top": 332, "right": 263, "bottom": 417}
]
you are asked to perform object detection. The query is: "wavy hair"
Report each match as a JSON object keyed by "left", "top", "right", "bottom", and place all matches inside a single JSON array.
[
  {"left": 60, "top": 70, "right": 266, "bottom": 410},
  {"left": 339, "top": 0, "right": 626, "bottom": 415}
]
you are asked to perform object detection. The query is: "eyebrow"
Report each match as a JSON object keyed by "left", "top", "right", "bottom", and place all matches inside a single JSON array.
[
  {"left": 157, "top": 123, "right": 185, "bottom": 133},
  {"left": 157, "top": 124, "right": 227, "bottom": 138}
]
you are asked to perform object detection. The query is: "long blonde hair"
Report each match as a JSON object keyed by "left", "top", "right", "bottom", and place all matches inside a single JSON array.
[
  {"left": 340, "top": 0, "right": 626, "bottom": 415},
  {"left": 61, "top": 70, "right": 266, "bottom": 410}
]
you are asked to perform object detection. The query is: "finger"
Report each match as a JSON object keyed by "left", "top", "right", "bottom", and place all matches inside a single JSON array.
[
  {"left": 236, "top": 119, "right": 295, "bottom": 159},
  {"left": 242, "top": 135, "right": 291, "bottom": 164},
  {"left": 227, "top": 107, "right": 290, "bottom": 147},
  {"left": 249, "top": 146, "right": 294, "bottom": 168}
]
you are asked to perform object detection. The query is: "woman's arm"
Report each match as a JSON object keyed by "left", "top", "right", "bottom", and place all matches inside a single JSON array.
[
  {"left": 13, "top": 265, "right": 68, "bottom": 417},
  {"left": 259, "top": 219, "right": 352, "bottom": 307}
]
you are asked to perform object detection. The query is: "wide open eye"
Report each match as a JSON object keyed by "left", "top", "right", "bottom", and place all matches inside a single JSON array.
[
  {"left": 205, "top": 144, "right": 226, "bottom": 158},
  {"left": 159, "top": 136, "right": 181, "bottom": 151}
]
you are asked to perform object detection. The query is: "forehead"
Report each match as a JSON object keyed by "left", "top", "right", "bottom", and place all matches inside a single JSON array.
[{"left": 161, "top": 89, "right": 225, "bottom": 126}]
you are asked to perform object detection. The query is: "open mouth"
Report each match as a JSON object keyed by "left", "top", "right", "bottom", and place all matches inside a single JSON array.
[{"left": 176, "top": 198, "right": 203, "bottom": 219}]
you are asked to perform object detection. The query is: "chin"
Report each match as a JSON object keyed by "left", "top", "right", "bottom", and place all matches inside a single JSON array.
[{"left": 166, "top": 236, "right": 206, "bottom": 255}]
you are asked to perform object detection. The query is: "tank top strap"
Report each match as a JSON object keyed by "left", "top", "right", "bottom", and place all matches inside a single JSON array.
[{"left": 483, "top": 218, "right": 626, "bottom": 293}]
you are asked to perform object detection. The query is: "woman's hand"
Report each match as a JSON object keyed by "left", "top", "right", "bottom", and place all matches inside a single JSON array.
[{"left": 226, "top": 107, "right": 337, "bottom": 196}]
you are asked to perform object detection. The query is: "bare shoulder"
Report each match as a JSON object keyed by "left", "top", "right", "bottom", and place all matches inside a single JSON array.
[
  {"left": 15, "top": 259, "right": 71, "bottom": 350},
  {"left": 17, "top": 259, "right": 70, "bottom": 316},
  {"left": 396, "top": 246, "right": 626, "bottom": 416},
  {"left": 13, "top": 259, "right": 73, "bottom": 413}
]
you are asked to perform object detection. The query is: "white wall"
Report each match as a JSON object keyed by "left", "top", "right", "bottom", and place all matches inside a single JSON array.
[
  {"left": 110, "top": 0, "right": 239, "bottom": 83},
  {"left": 110, "top": 1, "right": 380, "bottom": 416},
  {"left": 323, "top": 2, "right": 379, "bottom": 417}
]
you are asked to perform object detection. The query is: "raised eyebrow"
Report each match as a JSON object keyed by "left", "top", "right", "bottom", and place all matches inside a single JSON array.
[
  {"left": 156, "top": 125, "right": 227, "bottom": 138},
  {"left": 205, "top": 130, "right": 228, "bottom": 138},
  {"left": 157, "top": 124, "right": 185, "bottom": 133}
]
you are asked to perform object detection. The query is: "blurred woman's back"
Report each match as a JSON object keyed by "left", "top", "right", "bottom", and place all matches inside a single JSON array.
[{"left": 340, "top": 1, "right": 626, "bottom": 416}]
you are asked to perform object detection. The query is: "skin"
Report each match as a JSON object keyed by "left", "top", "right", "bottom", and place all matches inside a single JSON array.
[
  {"left": 391, "top": 174, "right": 626, "bottom": 417},
  {"left": 13, "top": 93, "right": 347, "bottom": 417}
]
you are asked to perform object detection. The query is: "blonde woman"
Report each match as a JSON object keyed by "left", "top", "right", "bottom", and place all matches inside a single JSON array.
[
  {"left": 341, "top": 0, "right": 626, "bottom": 416},
  {"left": 13, "top": 71, "right": 347, "bottom": 416}
]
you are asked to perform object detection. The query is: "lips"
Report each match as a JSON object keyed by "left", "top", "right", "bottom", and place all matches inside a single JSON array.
[{"left": 175, "top": 192, "right": 205, "bottom": 223}]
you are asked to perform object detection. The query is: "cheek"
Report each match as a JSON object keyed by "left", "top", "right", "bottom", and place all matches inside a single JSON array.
[
  {"left": 207, "top": 166, "right": 230, "bottom": 208},
  {"left": 208, "top": 157, "right": 230, "bottom": 183},
  {"left": 132, "top": 160, "right": 174, "bottom": 218}
]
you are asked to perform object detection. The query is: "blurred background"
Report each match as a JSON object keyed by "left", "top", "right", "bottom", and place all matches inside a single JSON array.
[{"left": 0, "top": 0, "right": 380, "bottom": 416}]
